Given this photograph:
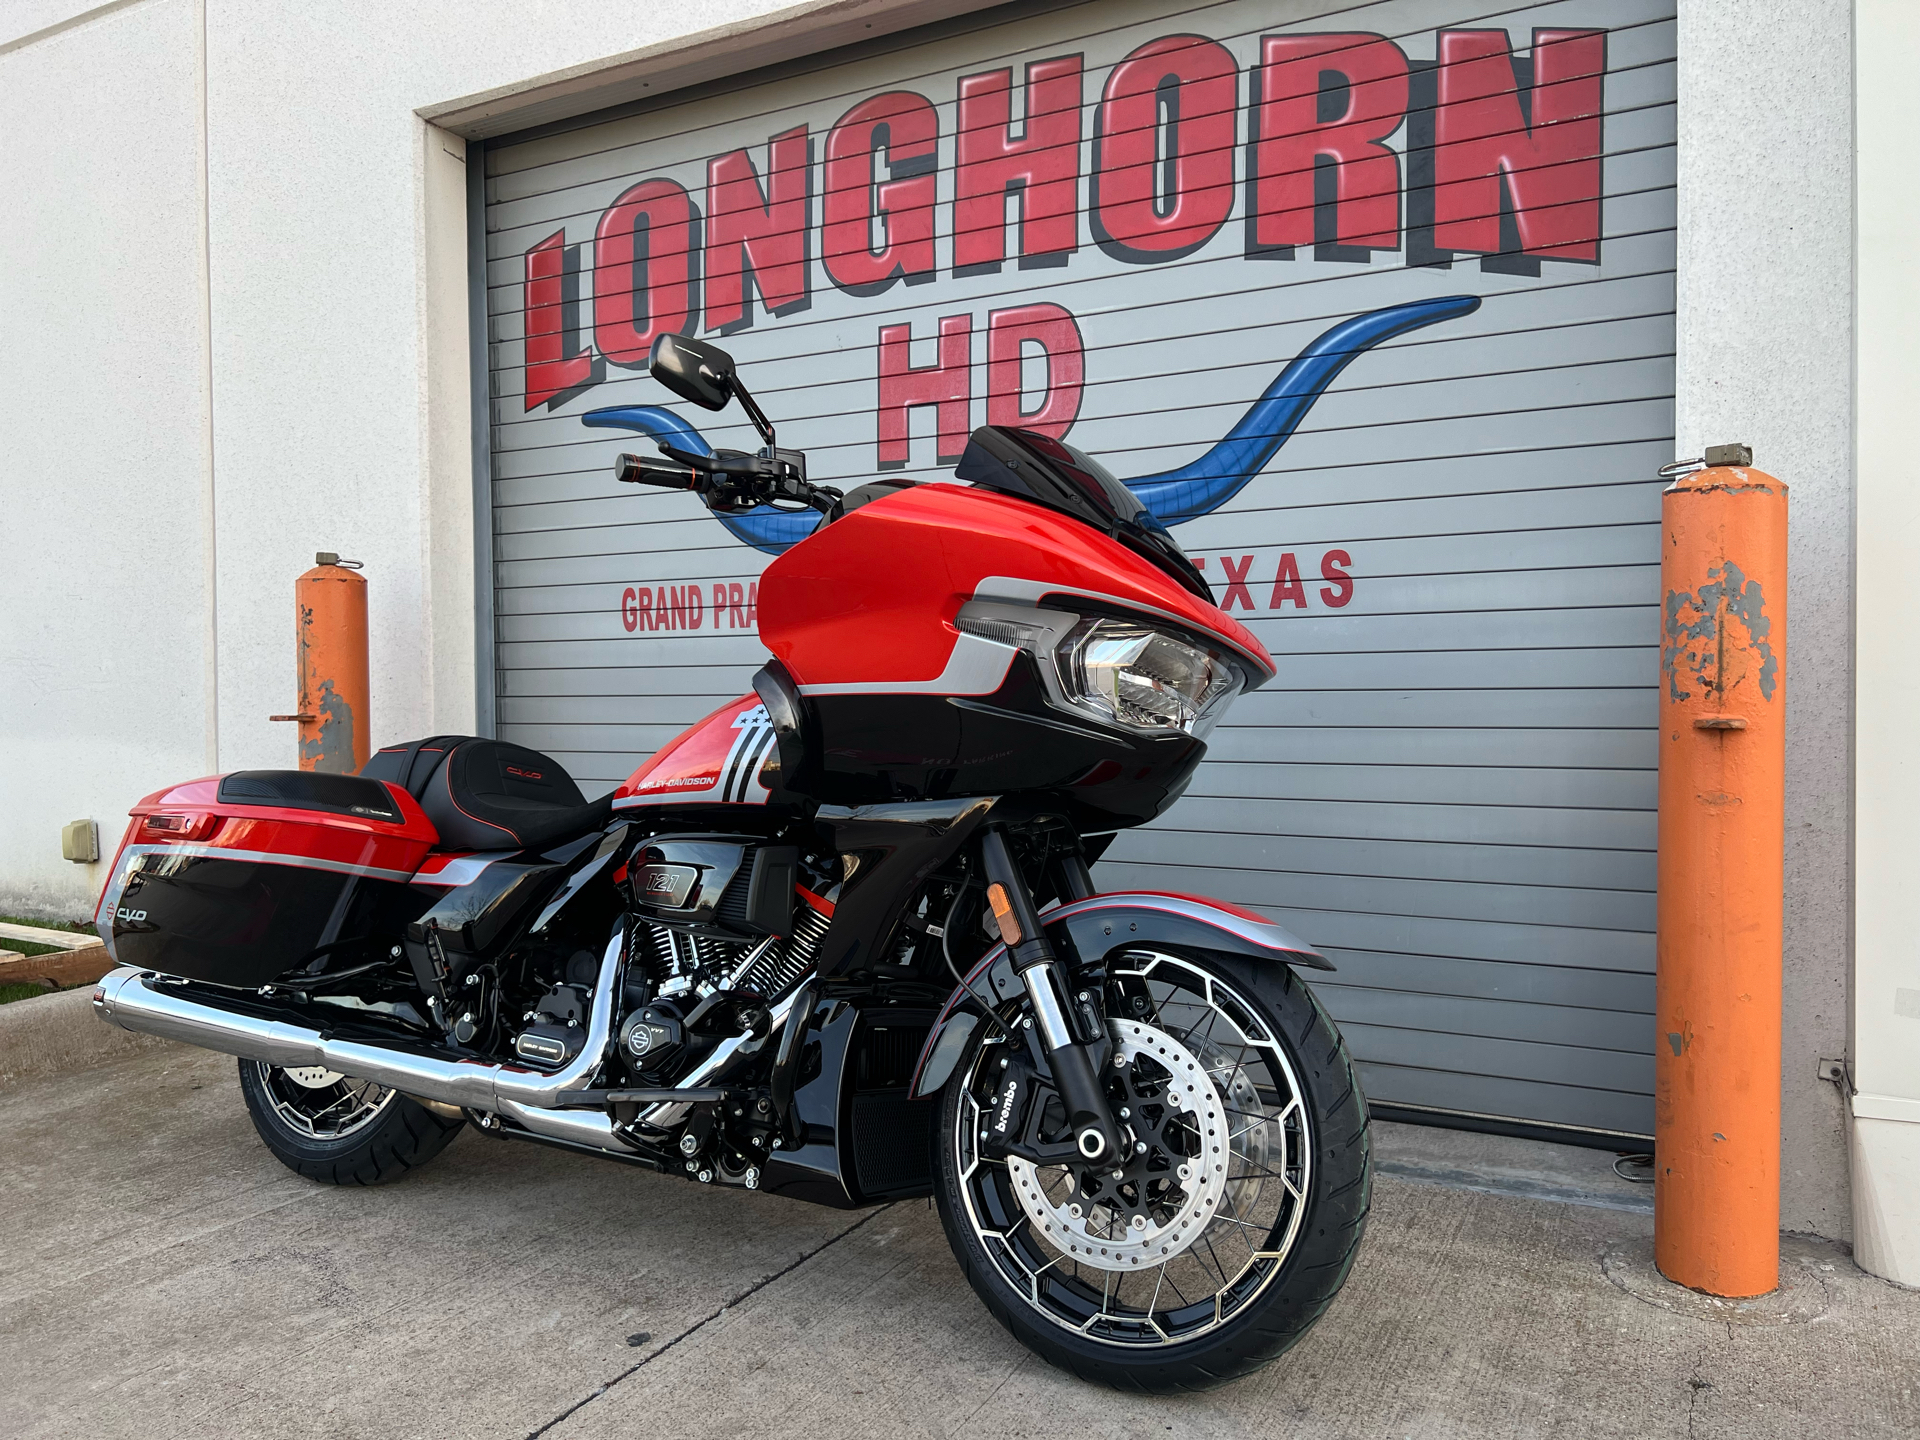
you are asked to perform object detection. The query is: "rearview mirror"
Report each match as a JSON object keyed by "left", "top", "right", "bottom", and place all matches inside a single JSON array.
[{"left": 649, "top": 333, "right": 735, "bottom": 412}]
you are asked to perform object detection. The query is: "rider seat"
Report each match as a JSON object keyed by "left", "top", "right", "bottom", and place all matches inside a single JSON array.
[{"left": 360, "top": 736, "right": 611, "bottom": 852}]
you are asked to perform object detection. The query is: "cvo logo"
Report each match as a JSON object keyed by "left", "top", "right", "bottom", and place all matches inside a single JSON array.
[
  {"left": 506, "top": 765, "right": 545, "bottom": 780},
  {"left": 116, "top": 908, "right": 148, "bottom": 924}
]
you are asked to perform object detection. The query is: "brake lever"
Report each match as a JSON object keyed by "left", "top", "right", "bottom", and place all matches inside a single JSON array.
[{"left": 656, "top": 442, "right": 715, "bottom": 471}]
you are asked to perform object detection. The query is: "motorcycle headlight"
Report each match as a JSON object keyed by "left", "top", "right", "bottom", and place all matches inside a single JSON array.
[{"left": 1057, "top": 618, "right": 1242, "bottom": 738}]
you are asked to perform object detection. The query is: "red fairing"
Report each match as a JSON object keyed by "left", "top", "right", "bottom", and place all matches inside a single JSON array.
[
  {"left": 757, "top": 483, "right": 1274, "bottom": 689},
  {"left": 614, "top": 695, "right": 778, "bottom": 809}
]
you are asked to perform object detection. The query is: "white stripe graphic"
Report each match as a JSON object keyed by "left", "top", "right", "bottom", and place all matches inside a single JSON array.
[
  {"left": 410, "top": 851, "right": 516, "bottom": 887},
  {"left": 112, "top": 842, "right": 419, "bottom": 884}
]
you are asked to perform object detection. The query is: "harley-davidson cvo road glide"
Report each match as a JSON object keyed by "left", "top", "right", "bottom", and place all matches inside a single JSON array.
[{"left": 90, "top": 332, "right": 1369, "bottom": 1390}]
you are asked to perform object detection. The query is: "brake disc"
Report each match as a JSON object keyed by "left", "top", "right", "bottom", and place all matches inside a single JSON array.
[
  {"left": 1005, "top": 1020, "right": 1231, "bottom": 1272},
  {"left": 280, "top": 1065, "right": 346, "bottom": 1090}
]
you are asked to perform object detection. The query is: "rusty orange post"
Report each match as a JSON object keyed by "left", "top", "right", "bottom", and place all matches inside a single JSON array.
[
  {"left": 271, "top": 553, "right": 369, "bottom": 773},
  {"left": 1654, "top": 446, "right": 1786, "bottom": 1297}
]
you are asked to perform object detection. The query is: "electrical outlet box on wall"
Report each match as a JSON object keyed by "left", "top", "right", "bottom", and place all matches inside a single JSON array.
[{"left": 60, "top": 819, "right": 98, "bottom": 863}]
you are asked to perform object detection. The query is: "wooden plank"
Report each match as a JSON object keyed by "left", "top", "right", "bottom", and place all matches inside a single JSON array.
[
  {"left": 0, "top": 922, "right": 101, "bottom": 951},
  {"left": 0, "top": 942, "right": 113, "bottom": 989}
]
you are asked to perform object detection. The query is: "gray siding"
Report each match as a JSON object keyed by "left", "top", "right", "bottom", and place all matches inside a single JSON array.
[{"left": 484, "top": 0, "right": 1677, "bottom": 1138}]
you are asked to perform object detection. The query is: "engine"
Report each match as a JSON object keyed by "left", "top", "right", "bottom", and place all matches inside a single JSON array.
[{"left": 613, "top": 833, "right": 832, "bottom": 1083}]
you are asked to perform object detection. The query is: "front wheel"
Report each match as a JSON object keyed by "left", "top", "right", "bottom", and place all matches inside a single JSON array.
[{"left": 933, "top": 949, "right": 1369, "bottom": 1392}]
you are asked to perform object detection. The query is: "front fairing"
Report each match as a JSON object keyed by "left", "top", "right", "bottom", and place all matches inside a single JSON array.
[
  {"left": 758, "top": 482, "right": 1273, "bottom": 691},
  {"left": 754, "top": 482, "right": 1271, "bottom": 821}
]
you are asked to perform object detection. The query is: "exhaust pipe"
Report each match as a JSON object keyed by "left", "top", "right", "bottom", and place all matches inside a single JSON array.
[{"left": 92, "top": 932, "right": 629, "bottom": 1139}]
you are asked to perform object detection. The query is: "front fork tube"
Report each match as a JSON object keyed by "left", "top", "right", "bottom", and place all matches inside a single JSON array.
[
  {"left": 1051, "top": 850, "right": 1096, "bottom": 904},
  {"left": 1020, "top": 962, "right": 1121, "bottom": 1163},
  {"left": 979, "top": 829, "right": 1122, "bottom": 1165}
]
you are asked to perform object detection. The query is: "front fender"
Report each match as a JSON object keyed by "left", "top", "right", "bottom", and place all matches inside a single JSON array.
[{"left": 909, "top": 891, "right": 1330, "bottom": 1097}]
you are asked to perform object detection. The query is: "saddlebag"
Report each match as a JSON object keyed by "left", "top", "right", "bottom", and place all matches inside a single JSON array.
[{"left": 94, "top": 771, "right": 439, "bottom": 988}]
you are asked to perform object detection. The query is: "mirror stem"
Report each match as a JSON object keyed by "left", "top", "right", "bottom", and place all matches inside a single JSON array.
[{"left": 732, "top": 380, "right": 776, "bottom": 449}]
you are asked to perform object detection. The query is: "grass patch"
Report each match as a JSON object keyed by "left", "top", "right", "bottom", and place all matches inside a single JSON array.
[
  {"left": 1, "top": 913, "right": 92, "bottom": 932},
  {"left": 0, "top": 981, "right": 52, "bottom": 1005},
  {"left": 3, "top": 939, "right": 65, "bottom": 958}
]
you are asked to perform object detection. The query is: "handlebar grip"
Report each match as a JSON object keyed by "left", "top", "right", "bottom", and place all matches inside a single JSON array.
[{"left": 615, "top": 453, "right": 701, "bottom": 490}]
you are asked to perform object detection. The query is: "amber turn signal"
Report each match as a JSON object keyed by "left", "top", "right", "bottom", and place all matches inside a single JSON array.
[{"left": 986, "top": 883, "right": 1022, "bottom": 946}]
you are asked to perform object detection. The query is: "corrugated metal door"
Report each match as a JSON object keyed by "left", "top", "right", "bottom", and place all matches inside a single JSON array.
[{"left": 483, "top": 0, "right": 1676, "bottom": 1139}]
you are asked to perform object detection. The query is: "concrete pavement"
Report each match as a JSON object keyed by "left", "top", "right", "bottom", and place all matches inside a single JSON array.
[
  {"left": 2, "top": 1042, "right": 1914, "bottom": 1439},
  {"left": 0, "top": 983, "right": 167, "bottom": 1087}
]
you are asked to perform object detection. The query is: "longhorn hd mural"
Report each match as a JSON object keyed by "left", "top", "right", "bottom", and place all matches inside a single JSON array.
[{"left": 484, "top": 0, "right": 1676, "bottom": 1136}]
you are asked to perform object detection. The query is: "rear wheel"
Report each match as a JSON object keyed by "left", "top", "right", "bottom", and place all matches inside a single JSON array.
[
  {"left": 238, "top": 1059, "right": 463, "bottom": 1185},
  {"left": 933, "top": 949, "right": 1369, "bottom": 1392}
]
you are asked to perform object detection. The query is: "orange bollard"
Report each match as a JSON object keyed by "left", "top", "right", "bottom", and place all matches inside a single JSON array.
[
  {"left": 1654, "top": 446, "right": 1787, "bottom": 1297},
  {"left": 271, "top": 553, "right": 370, "bottom": 774}
]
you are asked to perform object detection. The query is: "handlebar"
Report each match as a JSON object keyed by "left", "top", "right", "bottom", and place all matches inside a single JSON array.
[
  {"left": 615, "top": 453, "right": 704, "bottom": 492},
  {"left": 612, "top": 445, "right": 843, "bottom": 517}
]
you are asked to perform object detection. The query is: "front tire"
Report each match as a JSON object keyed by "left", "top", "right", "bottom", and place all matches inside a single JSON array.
[
  {"left": 238, "top": 1059, "right": 463, "bottom": 1186},
  {"left": 933, "top": 949, "right": 1369, "bottom": 1392}
]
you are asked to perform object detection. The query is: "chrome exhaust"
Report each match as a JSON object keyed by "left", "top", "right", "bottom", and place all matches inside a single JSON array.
[{"left": 92, "top": 932, "right": 630, "bottom": 1147}]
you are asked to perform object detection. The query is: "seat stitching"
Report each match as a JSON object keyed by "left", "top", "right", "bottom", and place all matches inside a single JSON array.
[{"left": 444, "top": 760, "right": 522, "bottom": 845}]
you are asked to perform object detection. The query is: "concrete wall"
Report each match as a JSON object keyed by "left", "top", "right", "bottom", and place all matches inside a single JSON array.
[
  {"left": 1673, "top": 0, "right": 1855, "bottom": 1240},
  {"left": 1852, "top": 0, "right": 1920, "bottom": 1288},
  {"left": 0, "top": 0, "right": 214, "bottom": 920}
]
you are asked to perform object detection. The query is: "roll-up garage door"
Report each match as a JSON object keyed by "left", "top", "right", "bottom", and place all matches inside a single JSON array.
[{"left": 483, "top": 0, "right": 1676, "bottom": 1141}]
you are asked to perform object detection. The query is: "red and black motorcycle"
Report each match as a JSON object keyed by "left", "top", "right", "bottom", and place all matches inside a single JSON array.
[{"left": 91, "top": 333, "right": 1368, "bottom": 1390}]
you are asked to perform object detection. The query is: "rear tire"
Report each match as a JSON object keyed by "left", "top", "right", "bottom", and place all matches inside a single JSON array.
[
  {"left": 933, "top": 950, "right": 1369, "bottom": 1392},
  {"left": 238, "top": 1059, "right": 463, "bottom": 1186}
]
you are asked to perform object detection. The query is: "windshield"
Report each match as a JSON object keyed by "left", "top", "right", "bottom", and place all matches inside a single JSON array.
[{"left": 954, "top": 426, "right": 1213, "bottom": 602}]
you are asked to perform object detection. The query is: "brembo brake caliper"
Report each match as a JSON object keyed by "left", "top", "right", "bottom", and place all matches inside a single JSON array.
[{"left": 978, "top": 829, "right": 1124, "bottom": 1165}]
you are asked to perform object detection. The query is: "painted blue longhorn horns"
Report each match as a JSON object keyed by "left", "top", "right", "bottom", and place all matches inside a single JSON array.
[{"left": 583, "top": 294, "right": 1482, "bottom": 556}]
